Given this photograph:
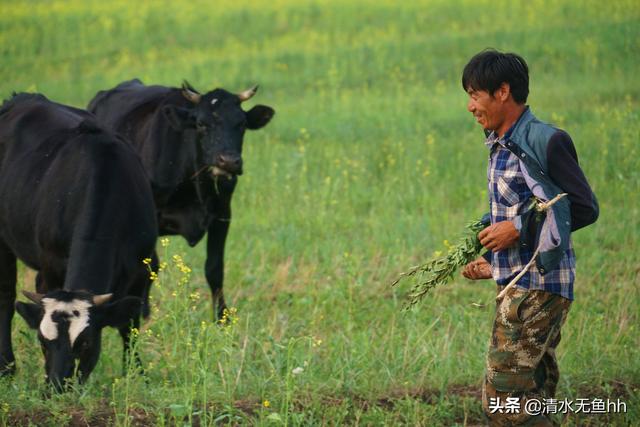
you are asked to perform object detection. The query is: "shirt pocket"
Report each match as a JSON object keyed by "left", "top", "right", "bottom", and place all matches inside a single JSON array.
[{"left": 496, "top": 176, "right": 521, "bottom": 207}]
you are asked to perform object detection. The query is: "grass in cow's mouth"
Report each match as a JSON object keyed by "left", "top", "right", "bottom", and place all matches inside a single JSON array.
[{"left": 210, "top": 166, "right": 232, "bottom": 178}]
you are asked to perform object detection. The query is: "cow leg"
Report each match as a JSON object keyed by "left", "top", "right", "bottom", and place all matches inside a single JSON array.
[
  {"left": 205, "top": 219, "right": 230, "bottom": 321},
  {"left": 118, "top": 256, "right": 156, "bottom": 375},
  {"left": 35, "top": 272, "right": 45, "bottom": 293},
  {"left": 133, "top": 250, "right": 158, "bottom": 320},
  {"left": 118, "top": 316, "right": 144, "bottom": 376},
  {"left": 0, "top": 241, "right": 17, "bottom": 376},
  {"left": 36, "top": 264, "right": 64, "bottom": 294}
]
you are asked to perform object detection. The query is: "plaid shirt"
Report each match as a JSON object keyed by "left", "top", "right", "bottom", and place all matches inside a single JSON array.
[{"left": 486, "top": 131, "right": 575, "bottom": 300}]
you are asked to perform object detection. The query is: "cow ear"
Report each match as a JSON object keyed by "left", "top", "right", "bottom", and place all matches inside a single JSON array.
[
  {"left": 15, "top": 302, "right": 42, "bottom": 329},
  {"left": 97, "top": 297, "right": 142, "bottom": 328},
  {"left": 162, "top": 105, "right": 194, "bottom": 131},
  {"left": 246, "top": 105, "right": 275, "bottom": 130}
]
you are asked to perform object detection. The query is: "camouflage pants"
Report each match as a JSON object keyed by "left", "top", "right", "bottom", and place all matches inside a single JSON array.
[{"left": 482, "top": 286, "right": 571, "bottom": 426}]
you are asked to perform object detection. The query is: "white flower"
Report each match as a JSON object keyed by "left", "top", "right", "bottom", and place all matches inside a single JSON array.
[{"left": 292, "top": 367, "right": 304, "bottom": 375}]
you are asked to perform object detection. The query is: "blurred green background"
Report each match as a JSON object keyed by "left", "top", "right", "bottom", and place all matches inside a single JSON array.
[{"left": 0, "top": 0, "right": 638, "bottom": 425}]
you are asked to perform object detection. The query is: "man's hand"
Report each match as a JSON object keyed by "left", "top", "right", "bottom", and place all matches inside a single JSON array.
[
  {"left": 462, "top": 256, "right": 492, "bottom": 280},
  {"left": 478, "top": 220, "right": 519, "bottom": 252}
]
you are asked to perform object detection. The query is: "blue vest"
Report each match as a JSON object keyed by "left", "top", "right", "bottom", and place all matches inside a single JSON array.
[{"left": 484, "top": 108, "right": 572, "bottom": 275}]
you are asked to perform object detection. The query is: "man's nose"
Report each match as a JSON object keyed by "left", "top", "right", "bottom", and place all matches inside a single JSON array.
[{"left": 467, "top": 99, "right": 475, "bottom": 112}]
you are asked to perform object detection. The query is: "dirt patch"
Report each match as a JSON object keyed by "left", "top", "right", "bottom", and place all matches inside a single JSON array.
[
  {"left": 8, "top": 406, "right": 151, "bottom": 427},
  {"left": 6, "top": 381, "right": 636, "bottom": 425}
]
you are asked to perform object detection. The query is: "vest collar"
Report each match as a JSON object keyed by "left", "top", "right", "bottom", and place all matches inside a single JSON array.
[{"left": 504, "top": 105, "right": 532, "bottom": 140}]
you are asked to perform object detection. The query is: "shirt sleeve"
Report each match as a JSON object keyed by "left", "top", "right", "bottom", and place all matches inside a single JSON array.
[{"left": 546, "top": 130, "right": 599, "bottom": 231}]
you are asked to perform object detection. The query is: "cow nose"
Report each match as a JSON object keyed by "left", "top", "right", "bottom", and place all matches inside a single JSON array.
[{"left": 216, "top": 154, "right": 243, "bottom": 173}]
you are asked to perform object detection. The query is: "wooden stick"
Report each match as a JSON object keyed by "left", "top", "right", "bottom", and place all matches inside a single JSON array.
[{"left": 495, "top": 193, "right": 567, "bottom": 301}]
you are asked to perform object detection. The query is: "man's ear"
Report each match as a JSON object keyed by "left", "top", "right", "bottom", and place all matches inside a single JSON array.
[
  {"left": 162, "top": 105, "right": 194, "bottom": 130},
  {"left": 15, "top": 302, "right": 42, "bottom": 329},
  {"left": 246, "top": 105, "right": 275, "bottom": 130},
  {"left": 97, "top": 297, "right": 142, "bottom": 329},
  {"left": 496, "top": 82, "right": 511, "bottom": 102}
]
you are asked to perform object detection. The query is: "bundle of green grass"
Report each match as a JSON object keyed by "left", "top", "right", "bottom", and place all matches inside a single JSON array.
[
  {"left": 394, "top": 194, "right": 567, "bottom": 308},
  {"left": 392, "top": 219, "right": 487, "bottom": 309}
]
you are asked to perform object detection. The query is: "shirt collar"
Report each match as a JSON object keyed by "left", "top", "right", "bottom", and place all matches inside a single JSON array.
[{"left": 484, "top": 130, "right": 501, "bottom": 149}]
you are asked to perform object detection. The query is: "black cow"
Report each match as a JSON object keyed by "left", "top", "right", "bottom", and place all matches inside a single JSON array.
[
  {"left": 88, "top": 79, "right": 274, "bottom": 320},
  {"left": 0, "top": 93, "right": 157, "bottom": 391}
]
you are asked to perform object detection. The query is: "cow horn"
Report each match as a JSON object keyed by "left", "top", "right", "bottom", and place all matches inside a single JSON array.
[
  {"left": 23, "top": 290, "right": 44, "bottom": 305},
  {"left": 181, "top": 81, "right": 201, "bottom": 104},
  {"left": 92, "top": 293, "right": 113, "bottom": 306},
  {"left": 237, "top": 85, "right": 258, "bottom": 102}
]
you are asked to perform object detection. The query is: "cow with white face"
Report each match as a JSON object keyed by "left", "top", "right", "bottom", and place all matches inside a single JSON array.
[
  {"left": 0, "top": 94, "right": 157, "bottom": 392},
  {"left": 16, "top": 290, "right": 142, "bottom": 390}
]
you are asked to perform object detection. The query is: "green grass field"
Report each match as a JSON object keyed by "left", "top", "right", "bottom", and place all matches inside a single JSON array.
[{"left": 0, "top": 0, "right": 638, "bottom": 425}]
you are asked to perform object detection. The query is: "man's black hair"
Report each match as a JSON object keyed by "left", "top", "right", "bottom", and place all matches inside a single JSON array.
[{"left": 462, "top": 49, "right": 529, "bottom": 104}]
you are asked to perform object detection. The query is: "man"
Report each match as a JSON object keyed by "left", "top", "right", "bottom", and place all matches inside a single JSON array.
[{"left": 460, "top": 50, "right": 599, "bottom": 426}]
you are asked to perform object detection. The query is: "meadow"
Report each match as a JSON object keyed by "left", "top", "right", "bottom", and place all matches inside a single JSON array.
[{"left": 0, "top": 0, "right": 638, "bottom": 425}]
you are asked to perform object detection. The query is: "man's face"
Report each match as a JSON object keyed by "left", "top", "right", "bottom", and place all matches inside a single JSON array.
[{"left": 466, "top": 88, "right": 505, "bottom": 132}]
